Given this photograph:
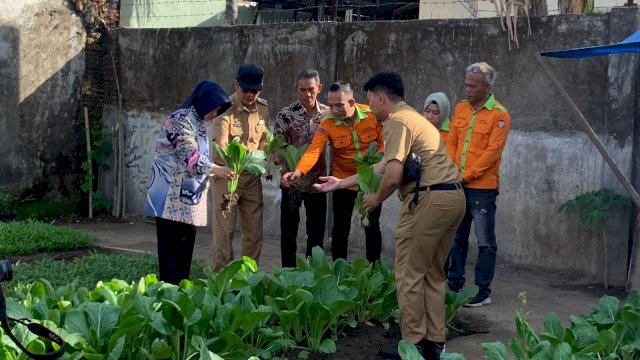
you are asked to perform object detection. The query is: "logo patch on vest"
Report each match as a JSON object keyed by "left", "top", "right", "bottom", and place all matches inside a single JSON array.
[{"left": 498, "top": 120, "right": 505, "bottom": 128}]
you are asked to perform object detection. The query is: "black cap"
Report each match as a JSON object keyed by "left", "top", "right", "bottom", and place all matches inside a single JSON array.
[{"left": 236, "top": 64, "right": 264, "bottom": 91}]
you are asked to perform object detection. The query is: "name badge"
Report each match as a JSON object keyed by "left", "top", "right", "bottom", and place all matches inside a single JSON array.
[
  {"left": 258, "top": 119, "right": 266, "bottom": 125},
  {"left": 232, "top": 121, "right": 242, "bottom": 128}
]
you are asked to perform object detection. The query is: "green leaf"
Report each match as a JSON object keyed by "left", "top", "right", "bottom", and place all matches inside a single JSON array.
[
  {"left": 441, "top": 354, "right": 466, "bottom": 360},
  {"left": 106, "top": 336, "right": 125, "bottom": 360},
  {"left": 244, "top": 163, "right": 267, "bottom": 175},
  {"left": 399, "top": 340, "right": 425, "bottom": 360},
  {"left": 541, "top": 313, "right": 565, "bottom": 344},
  {"left": 482, "top": 342, "right": 508, "bottom": 360},
  {"left": 596, "top": 328, "right": 616, "bottom": 351},
  {"left": 199, "top": 342, "right": 225, "bottom": 360},
  {"left": 624, "top": 290, "right": 640, "bottom": 309},
  {"left": 508, "top": 338, "right": 526, "bottom": 360},
  {"left": 150, "top": 338, "right": 173, "bottom": 359},
  {"left": 318, "top": 338, "right": 336, "bottom": 353},
  {"left": 107, "top": 315, "right": 145, "bottom": 350},
  {"left": 552, "top": 342, "right": 572, "bottom": 360}
]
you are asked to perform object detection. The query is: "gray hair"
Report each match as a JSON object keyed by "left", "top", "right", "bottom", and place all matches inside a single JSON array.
[
  {"left": 466, "top": 62, "right": 496, "bottom": 85},
  {"left": 295, "top": 69, "right": 321, "bottom": 87}
]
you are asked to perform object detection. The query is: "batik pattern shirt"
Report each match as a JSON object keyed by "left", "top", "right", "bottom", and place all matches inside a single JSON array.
[
  {"left": 273, "top": 100, "right": 329, "bottom": 192},
  {"left": 144, "top": 106, "right": 214, "bottom": 226}
]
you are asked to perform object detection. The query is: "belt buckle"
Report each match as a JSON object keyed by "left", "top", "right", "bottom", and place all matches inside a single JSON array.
[{"left": 455, "top": 183, "right": 462, "bottom": 191}]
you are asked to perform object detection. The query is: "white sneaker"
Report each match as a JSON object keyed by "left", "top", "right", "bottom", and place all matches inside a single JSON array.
[{"left": 463, "top": 296, "right": 492, "bottom": 308}]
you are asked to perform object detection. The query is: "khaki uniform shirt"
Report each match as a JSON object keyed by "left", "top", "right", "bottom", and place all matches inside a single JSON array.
[
  {"left": 381, "top": 101, "right": 462, "bottom": 201},
  {"left": 212, "top": 93, "right": 270, "bottom": 164}
]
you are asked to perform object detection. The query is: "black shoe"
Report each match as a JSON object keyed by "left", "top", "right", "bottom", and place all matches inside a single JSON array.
[
  {"left": 378, "top": 340, "right": 427, "bottom": 359},
  {"left": 378, "top": 346, "right": 402, "bottom": 360},
  {"left": 422, "top": 340, "right": 445, "bottom": 360},
  {"left": 463, "top": 295, "right": 492, "bottom": 308}
]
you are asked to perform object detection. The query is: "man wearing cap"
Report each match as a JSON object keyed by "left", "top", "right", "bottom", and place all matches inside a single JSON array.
[
  {"left": 313, "top": 72, "right": 465, "bottom": 359},
  {"left": 446, "top": 62, "right": 511, "bottom": 308},
  {"left": 211, "top": 64, "right": 270, "bottom": 271}
]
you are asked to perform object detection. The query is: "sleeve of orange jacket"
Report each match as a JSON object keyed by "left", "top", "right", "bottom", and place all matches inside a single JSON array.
[
  {"left": 295, "top": 122, "right": 329, "bottom": 175},
  {"left": 445, "top": 111, "right": 459, "bottom": 163},
  {"left": 462, "top": 112, "right": 511, "bottom": 183}
]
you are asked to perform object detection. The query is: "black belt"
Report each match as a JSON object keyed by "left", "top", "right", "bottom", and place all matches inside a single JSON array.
[{"left": 419, "top": 183, "right": 462, "bottom": 191}]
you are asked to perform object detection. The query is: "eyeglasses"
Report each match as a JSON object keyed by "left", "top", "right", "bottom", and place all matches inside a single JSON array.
[{"left": 466, "top": 64, "right": 488, "bottom": 74}]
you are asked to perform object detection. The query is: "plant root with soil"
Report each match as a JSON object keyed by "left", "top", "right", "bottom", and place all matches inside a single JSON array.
[{"left": 221, "top": 192, "right": 239, "bottom": 218}]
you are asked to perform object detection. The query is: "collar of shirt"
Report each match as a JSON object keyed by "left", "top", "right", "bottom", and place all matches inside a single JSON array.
[
  {"left": 292, "top": 100, "right": 325, "bottom": 118},
  {"left": 325, "top": 103, "right": 369, "bottom": 126},
  {"left": 468, "top": 93, "right": 496, "bottom": 112},
  {"left": 231, "top": 92, "right": 258, "bottom": 113},
  {"left": 440, "top": 118, "right": 451, "bottom": 131}
]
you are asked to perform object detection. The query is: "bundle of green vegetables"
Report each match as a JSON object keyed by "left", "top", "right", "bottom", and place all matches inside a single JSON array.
[
  {"left": 279, "top": 144, "right": 309, "bottom": 206},
  {"left": 353, "top": 142, "right": 384, "bottom": 227},
  {"left": 213, "top": 138, "right": 266, "bottom": 217},
  {"left": 262, "top": 130, "right": 285, "bottom": 181}
]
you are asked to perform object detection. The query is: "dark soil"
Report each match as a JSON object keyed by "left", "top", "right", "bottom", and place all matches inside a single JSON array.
[{"left": 287, "top": 316, "right": 485, "bottom": 360}]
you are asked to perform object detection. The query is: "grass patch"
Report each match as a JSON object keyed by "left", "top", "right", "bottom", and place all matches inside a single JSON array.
[
  {"left": 9, "top": 252, "right": 208, "bottom": 289},
  {"left": 15, "top": 199, "right": 77, "bottom": 220},
  {"left": 0, "top": 221, "right": 93, "bottom": 256}
]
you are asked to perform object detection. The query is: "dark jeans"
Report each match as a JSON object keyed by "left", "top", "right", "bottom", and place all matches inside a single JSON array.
[
  {"left": 156, "top": 217, "right": 196, "bottom": 285},
  {"left": 280, "top": 188, "right": 327, "bottom": 267},
  {"left": 332, "top": 188, "right": 382, "bottom": 263},
  {"left": 447, "top": 188, "right": 499, "bottom": 299}
]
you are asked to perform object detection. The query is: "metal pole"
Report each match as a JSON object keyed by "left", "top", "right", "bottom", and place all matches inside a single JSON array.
[{"left": 535, "top": 54, "right": 640, "bottom": 208}]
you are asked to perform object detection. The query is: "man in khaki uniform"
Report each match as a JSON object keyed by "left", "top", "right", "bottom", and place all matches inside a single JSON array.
[
  {"left": 211, "top": 64, "right": 269, "bottom": 271},
  {"left": 314, "top": 72, "right": 465, "bottom": 360}
]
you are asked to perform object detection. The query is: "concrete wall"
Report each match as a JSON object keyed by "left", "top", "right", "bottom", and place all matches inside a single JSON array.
[
  {"left": 102, "top": 8, "right": 640, "bottom": 284},
  {"left": 0, "top": 0, "right": 85, "bottom": 195}
]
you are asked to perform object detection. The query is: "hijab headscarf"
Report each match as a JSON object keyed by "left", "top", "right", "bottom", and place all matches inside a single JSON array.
[
  {"left": 178, "top": 80, "right": 232, "bottom": 119},
  {"left": 423, "top": 92, "right": 451, "bottom": 129}
]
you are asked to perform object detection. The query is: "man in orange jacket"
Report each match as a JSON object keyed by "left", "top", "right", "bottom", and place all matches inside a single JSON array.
[
  {"left": 446, "top": 62, "right": 511, "bottom": 307},
  {"left": 283, "top": 81, "right": 384, "bottom": 263}
]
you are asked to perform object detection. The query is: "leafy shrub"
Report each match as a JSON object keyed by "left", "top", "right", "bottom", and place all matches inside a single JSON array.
[{"left": 15, "top": 199, "right": 77, "bottom": 220}]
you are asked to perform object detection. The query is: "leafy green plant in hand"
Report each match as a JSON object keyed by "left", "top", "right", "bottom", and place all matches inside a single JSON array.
[
  {"left": 354, "top": 165, "right": 382, "bottom": 227},
  {"left": 352, "top": 143, "right": 383, "bottom": 227},
  {"left": 279, "top": 144, "right": 309, "bottom": 206},
  {"left": 279, "top": 144, "right": 308, "bottom": 174},
  {"left": 352, "top": 142, "right": 384, "bottom": 168},
  {"left": 213, "top": 138, "right": 266, "bottom": 216},
  {"left": 263, "top": 130, "right": 285, "bottom": 181}
]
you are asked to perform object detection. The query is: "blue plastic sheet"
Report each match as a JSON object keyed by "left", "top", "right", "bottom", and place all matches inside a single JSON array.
[{"left": 540, "top": 29, "right": 640, "bottom": 58}]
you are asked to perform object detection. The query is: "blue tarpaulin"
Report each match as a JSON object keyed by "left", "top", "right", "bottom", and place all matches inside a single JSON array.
[{"left": 540, "top": 29, "right": 640, "bottom": 58}]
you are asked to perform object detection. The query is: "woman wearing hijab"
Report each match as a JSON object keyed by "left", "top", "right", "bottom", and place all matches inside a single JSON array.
[
  {"left": 145, "top": 80, "right": 235, "bottom": 284},
  {"left": 423, "top": 92, "right": 451, "bottom": 140}
]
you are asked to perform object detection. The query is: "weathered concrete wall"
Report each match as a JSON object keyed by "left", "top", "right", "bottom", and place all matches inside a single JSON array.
[
  {"left": 103, "top": 8, "right": 640, "bottom": 285},
  {"left": 0, "top": 0, "right": 86, "bottom": 195}
]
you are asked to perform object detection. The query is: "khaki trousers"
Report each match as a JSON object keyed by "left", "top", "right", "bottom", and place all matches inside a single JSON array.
[
  {"left": 394, "top": 188, "right": 465, "bottom": 343},
  {"left": 212, "top": 173, "right": 263, "bottom": 271}
]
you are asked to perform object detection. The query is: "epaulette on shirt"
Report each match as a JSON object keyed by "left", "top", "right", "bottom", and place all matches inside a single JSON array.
[{"left": 257, "top": 98, "right": 268, "bottom": 106}]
